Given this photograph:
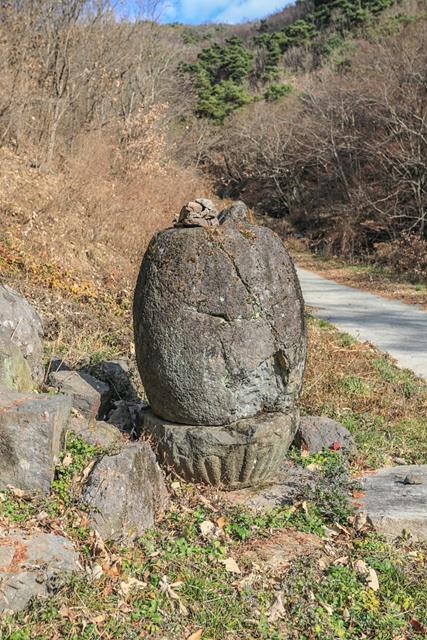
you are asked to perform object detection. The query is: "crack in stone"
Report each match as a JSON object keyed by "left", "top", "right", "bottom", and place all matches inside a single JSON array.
[
  {"left": 184, "top": 304, "right": 231, "bottom": 323},
  {"left": 216, "top": 237, "right": 284, "bottom": 346},
  {"left": 214, "top": 234, "right": 296, "bottom": 410}
]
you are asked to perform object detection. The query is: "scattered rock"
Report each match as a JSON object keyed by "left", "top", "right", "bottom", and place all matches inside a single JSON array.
[
  {"left": 403, "top": 473, "right": 423, "bottom": 485},
  {"left": 107, "top": 400, "right": 147, "bottom": 436},
  {"left": 175, "top": 198, "right": 219, "bottom": 228},
  {"left": 0, "top": 335, "right": 33, "bottom": 391},
  {"left": 82, "top": 442, "right": 169, "bottom": 542},
  {"left": 89, "top": 359, "right": 140, "bottom": 402},
  {"left": 354, "top": 559, "right": 368, "bottom": 575},
  {"left": 133, "top": 200, "right": 306, "bottom": 426},
  {"left": 294, "top": 416, "right": 357, "bottom": 455},
  {"left": 268, "top": 592, "right": 286, "bottom": 623},
  {"left": 218, "top": 200, "right": 249, "bottom": 225},
  {"left": 0, "top": 529, "right": 80, "bottom": 613},
  {"left": 358, "top": 465, "right": 427, "bottom": 541},
  {"left": 223, "top": 458, "right": 319, "bottom": 510},
  {"left": 48, "top": 370, "right": 111, "bottom": 419},
  {"left": 0, "top": 389, "right": 71, "bottom": 494},
  {"left": 68, "top": 415, "right": 124, "bottom": 448},
  {"left": 240, "top": 529, "right": 322, "bottom": 572},
  {"left": 142, "top": 408, "right": 299, "bottom": 489},
  {"left": 0, "top": 284, "right": 44, "bottom": 382}
]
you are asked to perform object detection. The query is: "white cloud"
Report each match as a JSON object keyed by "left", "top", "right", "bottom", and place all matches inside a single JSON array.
[
  {"left": 163, "top": 0, "right": 287, "bottom": 24},
  {"left": 215, "top": 0, "right": 285, "bottom": 23}
]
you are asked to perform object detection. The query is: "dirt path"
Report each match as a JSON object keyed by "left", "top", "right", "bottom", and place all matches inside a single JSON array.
[{"left": 297, "top": 267, "right": 427, "bottom": 380}]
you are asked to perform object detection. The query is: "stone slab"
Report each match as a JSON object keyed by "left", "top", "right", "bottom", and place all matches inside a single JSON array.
[
  {"left": 142, "top": 408, "right": 298, "bottom": 489},
  {"left": 68, "top": 415, "right": 124, "bottom": 449},
  {"left": 0, "top": 529, "right": 80, "bottom": 613},
  {"left": 358, "top": 465, "right": 427, "bottom": 541},
  {"left": 89, "top": 359, "right": 140, "bottom": 402},
  {"left": 223, "top": 458, "right": 319, "bottom": 509},
  {"left": 107, "top": 400, "right": 147, "bottom": 437}
]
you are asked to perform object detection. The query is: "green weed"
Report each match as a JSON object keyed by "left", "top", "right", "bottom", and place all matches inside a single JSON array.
[
  {"left": 51, "top": 433, "right": 100, "bottom": 506},
  {"left": 341, "top": 375, "right": 372, "bottom": 397},
  {"left": 373, "top": 357, "right": 418, "bottom": 398}
]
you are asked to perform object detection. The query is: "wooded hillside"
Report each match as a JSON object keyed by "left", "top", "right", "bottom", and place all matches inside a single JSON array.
[{"left": 1, "top": 0, "right": 426, "bottom": 280}]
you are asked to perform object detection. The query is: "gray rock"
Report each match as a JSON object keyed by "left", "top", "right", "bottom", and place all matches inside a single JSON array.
[
  {"left": 224, "top": 458, "right": 320, "bottom": 510},
  {"left": 218, "top": 200, "right": 249, "bottom": 225},
  {"left": 294, "top": 416, "right": 357, "bottom": 454},
  {"left": 358, "top": 465, "right": 427, "bottom": 541},
  {"left": 107, "top": 400, "right": 147, "bottom": 437},
  {"left": 0, "top": 284, "right": 44, "bottom": 382},
  {"left": 89, "top": 359, "right": 139, "bottom": 402},
  {"left": 134, "top": 201, "right": 306, "bottom": 426},
  {"left": 0, "top": 389, "right": 71, "bottom": 493},
  {"left": 0, "top": 335, "right": 33, "bottom": 391},
  {"left": 0, "top": 529, "right": 80, "bottom": 613},
  {"left": 48, "top": 356, "right": 70, "bottom": 373},
  {"left": 82, "top": 442, "right": 169, "bottom": 542},
  {"left": 142, "top": 408, "right": 299, "bottom": 489},
  {"left": 68, "top": 415, "right": 124, "bottom": 449},
  {"left": 176, "top": 198, "right": 219, "bottom": 228},
  {"left": 48, "top": 370, "right": 111, "bottom": 419}
]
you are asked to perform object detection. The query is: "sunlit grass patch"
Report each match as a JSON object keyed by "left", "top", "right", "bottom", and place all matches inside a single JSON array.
[{"left": 303, "top": 317, "right": 427, "bottom": 468}]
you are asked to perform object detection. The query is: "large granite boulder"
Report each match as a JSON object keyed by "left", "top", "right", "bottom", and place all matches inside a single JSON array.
[
  {"left": 0, "top": 285, "right": 44, "bottom": 382},
  {"left": 133, "top": 201, "right": 306, "bottom": 426}
]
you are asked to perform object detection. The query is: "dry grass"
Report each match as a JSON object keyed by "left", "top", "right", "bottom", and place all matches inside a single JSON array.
[
  {"left": 0, "top": 132, "right": 213, "bottom": 282},
  {"left": 0, "top": 140, "right": 213, "bottom": 366},
  {"left": 302, "top": 316, "right": 427, "bottom": 468}
]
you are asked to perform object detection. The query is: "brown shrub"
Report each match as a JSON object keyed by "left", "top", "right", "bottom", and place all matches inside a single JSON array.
[{"left": 374, "top": 235, "right": 427, "bottom": 283}]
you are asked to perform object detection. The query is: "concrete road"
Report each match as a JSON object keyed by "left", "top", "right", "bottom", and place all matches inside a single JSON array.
[{"left": 296, "top": 267, "right": 427, "bottom": 380}]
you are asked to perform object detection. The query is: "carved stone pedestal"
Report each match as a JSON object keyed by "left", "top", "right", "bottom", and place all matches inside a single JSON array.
[{"left": 142, "top": 408, "right": 298, "bottom": 489}]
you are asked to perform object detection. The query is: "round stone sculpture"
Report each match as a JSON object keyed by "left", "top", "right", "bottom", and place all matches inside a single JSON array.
[{"left": 133, "top": 200, "right": 307, "bottom": 428}]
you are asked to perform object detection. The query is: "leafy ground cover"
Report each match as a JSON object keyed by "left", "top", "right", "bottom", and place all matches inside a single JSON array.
[{"left": 1, "top": 436, "right": 426, "bottom": 639}]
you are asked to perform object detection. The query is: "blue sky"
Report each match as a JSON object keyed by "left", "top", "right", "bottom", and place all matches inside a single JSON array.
[{"left": 162, "top": 0, "right": 289, "bottom": 24}]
